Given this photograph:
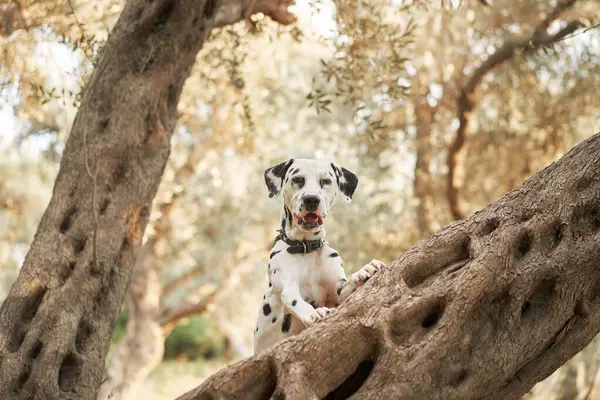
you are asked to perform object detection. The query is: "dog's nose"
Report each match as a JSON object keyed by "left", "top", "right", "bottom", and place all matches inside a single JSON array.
[{"left": 303, "top": 195, "right": 320, "bottom": 212}]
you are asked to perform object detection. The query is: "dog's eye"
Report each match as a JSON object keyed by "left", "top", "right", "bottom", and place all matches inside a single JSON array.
[
  {"left": 292, "top": 177, "right": 305, "bottom": 186},
  {"left": 320, "top": 178, "right": 332, "bottom": 187}
]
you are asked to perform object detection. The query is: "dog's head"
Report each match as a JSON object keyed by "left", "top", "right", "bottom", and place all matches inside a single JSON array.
[{"left": 264, "top": 159, "right": 358, "bottom": 231}]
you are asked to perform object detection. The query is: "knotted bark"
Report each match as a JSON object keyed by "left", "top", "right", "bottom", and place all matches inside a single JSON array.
[{"left": 177, "top": 131, "right": 600, "bottom": 400}]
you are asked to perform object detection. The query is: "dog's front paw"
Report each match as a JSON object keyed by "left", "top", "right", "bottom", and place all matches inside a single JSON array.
[
  {"left": 307, "top": 307, "right": 332, "bottom": 326},
  {"left": 354, "top": 259, "right": 386, "bottom": 283}
]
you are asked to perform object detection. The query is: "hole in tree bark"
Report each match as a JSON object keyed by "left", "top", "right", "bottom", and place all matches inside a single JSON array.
[
  {"left": 73, "top": 236, "right": 87, "bottom": 254},
  {"left": 75, "top": 320, "right": 94, "bottom": 353},
  {"left": 152, "top": 0, "right": 175, "bottom": 32},
  {"left": 7, "top": 328, "right": 25, "bottom": 353},
  {"left": 389, "top": 296, "right": 446, "bottom": 344},
  {"left": 99, "top": 198, "right": 110, "bottom": 215},
  {"left": 30, "top": 340, "right": 43, "bottom": 359},
  {"left": 520, "top": 277, "right": 557, "bottom": 323},
  {"left": 58, "top": 353, "right": 81, "bottom": 392},
  {"left": 574, "top": 175, "right": 595, "bottom": 191},
  {"left": 324, "top": 360, "right": 374, "bottom": 400},
  {"left": 99, "top": 118, "right": 110, "bottom": 131},
  {"left": 479, "top": 218, "right": 500, "bottom": 237},
  {"left": 59, "top": 207, "right": 78, "bottom": 233},
  {"left": 422, "top": 302, "right": 444, "bottom": 328},
  {"left": 543, "top": 220, "right": 564, "bottom": 250},
  {"left": 16, "top": 365, "right": 30, "bottom": 390},
  {"left": 514, "top": 230, "right": 532, "bottom": 259},
  {"left": 59, "top": 262, "right": 76, "bottom": 282},
  {"left": 403, "top": 235, "right": 470, "bottom": 288},
  {"left": 204, "top": 0, "right": 217, "bottom": 19},
  {"left": 23, "top": 286, "right": 46, "bottom": 323},
  {"left": 572, "top": 201, "right": 600, "bottom": 236},
  {"left": 447, "top": 368, "right": 468, "bottom": 387},
  {"left": 113, "top": 160, "right": 127, "bottom": 185}
]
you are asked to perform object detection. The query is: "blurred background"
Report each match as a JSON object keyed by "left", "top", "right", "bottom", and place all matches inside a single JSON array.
[{"left": 1, "top": 0, "right": 600, "bottom": 399}]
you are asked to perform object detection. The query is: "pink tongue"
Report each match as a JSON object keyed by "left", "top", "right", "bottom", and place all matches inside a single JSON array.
[{"left": 304, "top": 213, "right": 318, "bottom": 223}]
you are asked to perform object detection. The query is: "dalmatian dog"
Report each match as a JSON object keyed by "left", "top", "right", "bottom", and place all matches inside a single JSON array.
[{"left": 253, "top": 158, "right": 386, "bottom": 354}]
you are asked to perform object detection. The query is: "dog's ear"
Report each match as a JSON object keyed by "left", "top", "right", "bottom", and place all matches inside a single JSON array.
[
  {"left": 264, "top": 159, "right": 294, "bottom": 198},
  {"left": 331, "top": 163, "right": 358, "bottom": 202}
]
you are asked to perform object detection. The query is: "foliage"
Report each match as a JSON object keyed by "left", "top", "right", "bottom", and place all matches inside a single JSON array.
[{"left": 164, "top": 315, "right": 225, "bottom": 361}]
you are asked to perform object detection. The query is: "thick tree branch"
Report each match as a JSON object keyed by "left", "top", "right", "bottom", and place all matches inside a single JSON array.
[
  {"left": 176, "top": 131, "right": 600, "bottom": 400},
  {"left": 446, "top": 0, "right": 582, "bottom": 220}
]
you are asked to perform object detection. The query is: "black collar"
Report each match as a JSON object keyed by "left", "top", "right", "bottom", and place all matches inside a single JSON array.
[{"left": 276, "top": 230, "right": 323, "bottom": 254}]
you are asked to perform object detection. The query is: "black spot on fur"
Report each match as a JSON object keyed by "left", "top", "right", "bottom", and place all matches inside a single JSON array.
[
  {"left": 282, "top": 314, "right": 292, "bottom": 333},
  {"left": 310, "top": 301, "right": 318, "bottom": 309},
  {"left": 331, "top": 163, "right": 341, "bottom": 185},
  {"left": 264, "top": 159, "right": 294, "bottom": 198},
  {"left": 269, "top": 281, "right": 272, "bottom": 287},
  {"left": 330, "top": 252, "right": 339, "bottom": 258},
  {"left": 263, "top": 303, "right": 272, "bottom": 316},
  {"left": 285, "top": 206, "right": 293, "bottom": 226},
  {"left": 270, "top": 250, "right": 282, "bottom": 259},
  {"left": 272, "top": 317, "right": 277, "bottom": 323},
  {"left": 292, "top": 299, "right": 297, "bottom": 306},
  {"left": 338, "top": 167, "right": 358, "bottom": 200}
]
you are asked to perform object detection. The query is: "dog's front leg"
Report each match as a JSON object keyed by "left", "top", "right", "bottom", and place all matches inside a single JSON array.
[
  {"left": 281, "top": 284, "right": 331, "bottom": 327},
  {"left": 335, "top": 259, "right": 386, "bottom": 302}
]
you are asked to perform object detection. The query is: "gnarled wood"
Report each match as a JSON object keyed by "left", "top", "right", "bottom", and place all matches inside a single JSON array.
[
  {"left": 0, "top": 0, "right": 295, "bottom": 399},
  {"left": 177, "top": 131, "right": 600, "bottom": 400}
]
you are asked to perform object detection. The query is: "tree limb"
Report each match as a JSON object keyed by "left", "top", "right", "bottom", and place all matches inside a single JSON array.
[
  {"left": 446, "top": 0, "right": 582, "bottom": 220},
  {"left": 157, "top": 284, "right": 219, "bottom": 331},
  {"left": 176, "top": 131, "right": 600, "bottom": 400},
  {"left": 414, "top": 98, "right": 440, "bottom": 236},
  {"left": 161, "top": 263, "right": 206, "bottom": 300}
]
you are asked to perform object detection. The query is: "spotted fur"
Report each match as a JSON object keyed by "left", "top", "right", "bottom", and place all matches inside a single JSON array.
[{"left": 254, "top": 159, "right": 385, "bottom": 354}]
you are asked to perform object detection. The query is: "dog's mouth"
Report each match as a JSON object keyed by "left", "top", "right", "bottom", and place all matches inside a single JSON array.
[{"left": 295, "top": 212, "right": 324, "bottom": 230}]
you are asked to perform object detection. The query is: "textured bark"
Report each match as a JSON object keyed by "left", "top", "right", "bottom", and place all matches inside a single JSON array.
[
  {"left": 97, "top": 148, "right": 198, "bottom": 400},
  {"left": 414, "top": 100, "right": 439, "bottom": 236},
  {"left": 446, "top": 0, "right": 582, "bottom": 220},
  {"left": 0, "top": 0, "right": 294, "bottom": 399},
  {"left": 177, "top": 131, "right": 600, "bottom": 400},
  {"left": 97, "top": 238, "right": 164, "bottom": 400}
]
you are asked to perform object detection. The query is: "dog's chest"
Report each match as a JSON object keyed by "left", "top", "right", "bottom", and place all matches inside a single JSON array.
[{"left": 294, "top": 250, "right": 339, "bottom": 302}]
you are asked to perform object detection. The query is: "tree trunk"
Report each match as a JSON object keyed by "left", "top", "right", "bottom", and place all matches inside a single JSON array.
[
  {"left": 97, "top": 238, "right": 164, "bottom": 400},
  {"left": 0, "top": 0, "right": 294, "bottom": 399},
  {"left": 97, "top": 149, "right": 197, "bottom": 400},
  {"left": 414, "top": 99, "right": 439, "bottom": 236},
  {"left": 177, "top": 131, "right": 600, "bottom": 400}
]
